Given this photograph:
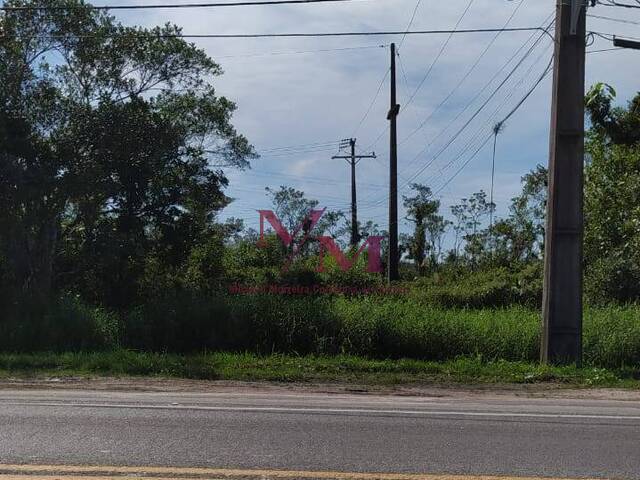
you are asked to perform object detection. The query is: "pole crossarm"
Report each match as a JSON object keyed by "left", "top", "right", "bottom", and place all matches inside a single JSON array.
[
  {"left": 613, "top": 37, "right": 640, "bottom": 49},
  {"left": 331, "top": 138, "right": 375, "bottom": 246}
]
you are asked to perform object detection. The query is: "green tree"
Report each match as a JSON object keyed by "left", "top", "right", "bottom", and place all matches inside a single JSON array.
[
  {"left": 403, "top": 184, "right": 444, "bottom": 274},
  {"left": 488, "top": 165, "right": 547, "bottom": 266},
  {"left": 451, "top": 191, "right": 493, "bottom": 265},
  {"left": 0, "top": 0, "right": 256, "bottom": 309},
  {"left": 584, "top": 85, "right": 640, "bottom": 302},
  {"left": 265, "top": 186, "right": 320, "bottom": 234}
]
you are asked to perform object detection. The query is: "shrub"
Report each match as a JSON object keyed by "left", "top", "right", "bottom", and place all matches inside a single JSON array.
[
  {"left": 0, "top": 295, "right": 119, "bottom": 352},
  {"left": 585, "top": 254, "right": 640, "bottom": 305},
  {"left": 123, "top": 294, "right": 236, "bottom": 353},
  {"left": 409, "top": 264, "right": 542, "bottom": 308},
  {"left": 225, "top": 294, "right": 341, "bottom": 355},
  {"left": 2, "top": 292, "right": 640, "bottom": 370}
]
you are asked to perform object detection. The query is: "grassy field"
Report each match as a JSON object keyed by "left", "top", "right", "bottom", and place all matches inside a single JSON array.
[
  {"left": 3, "top": 295, "right": 640, "bottom": 387},
  {"left": 0, "top": 350, "right": 638, "bottom": 388},
  {"left": 3, "top": 296, "right": 640, "bottom": 371}
]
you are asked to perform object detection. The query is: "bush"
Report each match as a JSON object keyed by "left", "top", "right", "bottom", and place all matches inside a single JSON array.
[
  {"left": 409, "top": 264, "right": 542, "bottom": 308},
  {"left": 2, "top": 292, "right": 640, "bottom": 370},
  {"left": 225, "top": 294, "right": 341, "bottom": 355},
  {"left": 124, "top": 294, "right": 237, "bottom": 353},
  {"left": 0, "top": 295, "right": 119, "bottom": 352},
  {"left": 585, "top": 254, "right": 640, "bottom": 305}
]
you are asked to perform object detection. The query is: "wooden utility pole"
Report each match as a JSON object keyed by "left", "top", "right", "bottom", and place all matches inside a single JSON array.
[
  {"left": 332, "top": 138, "right": 376, "bottom": 246},
  {"left": 541, "top": 0, "right": 587, "bottom": 366},
  {"left": 387, "top": 42, "right": 400, "bottom": 282}
]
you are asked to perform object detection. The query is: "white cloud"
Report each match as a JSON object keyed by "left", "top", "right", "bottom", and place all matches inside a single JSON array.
[{"left": 110, "top": 0, "right": 640, "bottom": 234}]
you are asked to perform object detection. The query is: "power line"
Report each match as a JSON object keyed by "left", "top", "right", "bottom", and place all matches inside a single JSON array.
[
  {"left": 399, "top": 24, "right": 552, "bottom": 187},
  {"left": 365, "top": 2, "right": 516, "bottom": 152},
  {"left": 258, "top": 147, "right": 339, "bottom": 157},
  {"left": 433, "top": 134, "right": 493, "bottom": 195},
  {"left": 488, "top": 123, "right": 503, "bottom": 233},
  {"left": 352, "top": 67, "right": 390, "bottom": 137},
  {"left": 2, "top": 27, "right": 548, "bottom": 40},
  {"left": 431, "top": 46, "right": 554, "bottom": 189},
  {"left": 589, "top": 30, "right": 640, "bottom": 41},
  {"left": 217, "top": 44, "right": 388, "bottom": 59},
  {"left": 364, "top": 125, "right": 389, "bottom": 151},
  {"left": 497, "top": 55, "right": 553, "bottom": 126},
  {"left": 432, "top": 53, "right": 554, "bottom": 196},
  {"left": 398, "top": 0, "right": 423, "bottom": 50},
  {"left": 395, "top": 15, "right": 555, "bottom": 179},
  {"left": 587, "top": 13, "right": 640, "bottom": 25},
  {"left": 596, "top": 0, "right": 640, "bottom": 9},
  {"left": 398, "top": 0, "right": 527, "bottom": 146},
  {"left": 358, "top": 26, "right": 554, "bottom": 210},
  {"left": 232, "top": 171, "right": 385, "bottom": 189},
  {"left": 0, "top": 0, "right": 365, "bottom": 11},
  {"left": 396, "top": 52, "right": 413, "bottom": 105},
  {"left": 392, "top": 2, "right": 427, "bottom": 162},
  {"left": 258, "top": 141, "right": 339, "bottom": 152},
  {"left": 587, "top": 46, "right": 625, "bottom": 52},
  {"left": 395, "top": 51, "right": 425, "bottom": 171},
  {"left": 358, "top": 25, "right": 552, "bottom": 210},
  {"left": 401, "top": 0, "right": 476, "bottom": 113}
]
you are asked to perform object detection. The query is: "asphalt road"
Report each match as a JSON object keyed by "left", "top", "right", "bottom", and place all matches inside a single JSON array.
[{"left": 1, "top": 387, "right": 639, "bottom": 479}]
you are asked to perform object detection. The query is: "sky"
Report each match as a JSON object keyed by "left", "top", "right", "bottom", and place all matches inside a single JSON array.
[{"left": 104, "top": 0, "right": 640, "bottom": 237}]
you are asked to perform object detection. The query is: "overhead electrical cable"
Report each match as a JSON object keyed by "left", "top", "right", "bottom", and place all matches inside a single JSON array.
[
  {"left": 587, "top": 46, "right": 625, "bottom": 52},
  {"left": 1, "top": 27, "right": 548, "bottom": 40},
  {"left": 218, "top": 44, "right": 388, "bottom": 59},
  {"left": 397, "top": 0, "right": 423, "bottom": 50},
  {"left": 258, "top": 141, "right": 339, "bottom": 152},
  {"left": 397, "top": 23, "right": 552, "bottom": 187},
  {"left": 352, "top": 67, "right": 390, "bottom": 137},
  {"left": 429, "top": 47, "right": 554, "bottom": 190},
  {"left": 596, "top": 0, "right": 640, "bottom": 9},
  {"left": 590, "top": 30, "right": 640, "bottom": 41},
  {"left": 431, "top": 53, "right": 554, "bottom": 196},
  {"left": 401, "top": 0, "right": 476, "bottom": 113},
  {"left": 398, "top": 0, "right": 528, "bottom": 146},
  {"left": 357, "top": 24, "right": 554, "bottom": 210},
  {"left": 395, "top": 16, "right": 554, "bottom": 179},
  {"left": 364, "top": 3, "right": 530, "bottom": 153},
  {"left": 0, "top": 0, "right": 367, "bottom": 10},
  {"left": 587, "top": 13, "right": 640, "bottom": 25}
]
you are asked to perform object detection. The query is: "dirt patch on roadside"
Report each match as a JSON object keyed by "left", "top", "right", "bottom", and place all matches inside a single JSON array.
[{"left": 1, "top": 375, "right": 639, "bottom": 401}]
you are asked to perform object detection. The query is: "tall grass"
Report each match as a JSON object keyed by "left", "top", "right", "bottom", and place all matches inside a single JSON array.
[{"left": 1, "top": 294, "right": 639, "bottom": 369}]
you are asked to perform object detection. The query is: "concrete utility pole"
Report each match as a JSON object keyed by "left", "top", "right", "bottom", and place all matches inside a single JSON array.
[
  {"left": 541, "top": 0, "right": 587, "bottom": 366},
  {"left": 332, "top": 138, "right": 376, "bottom": 246},
  {"left": 387, "top": 42, "right": 400, "bottom": 282}
]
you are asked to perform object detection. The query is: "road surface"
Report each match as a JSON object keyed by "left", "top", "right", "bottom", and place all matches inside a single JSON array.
[{"left": 0, "top": 385, "right": 639, "bottom": 479}]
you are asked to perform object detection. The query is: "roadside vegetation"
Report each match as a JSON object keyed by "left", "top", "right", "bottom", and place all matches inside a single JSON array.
[
  {"left": 2, "top": 296, "right": 640, "bottom": 371},
  {"left": 1, "top": 2, "right": 640, "bottom": 385},
  {"left": 1, "top": 351, "right": 638, "bottom": 388}
]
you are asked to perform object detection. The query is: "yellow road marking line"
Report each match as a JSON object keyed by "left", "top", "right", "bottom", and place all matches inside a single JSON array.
[{"left": 0, "top": 464, "right": 603, "bottom": 480}]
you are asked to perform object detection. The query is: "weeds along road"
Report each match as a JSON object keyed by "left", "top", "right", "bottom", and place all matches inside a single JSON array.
[{"left": 0, "top": 385, "right": 639, "bottom": 479}]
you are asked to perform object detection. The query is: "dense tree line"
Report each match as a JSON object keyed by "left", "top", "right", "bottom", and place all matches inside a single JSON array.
[
  {"left": 1, "top": 1, "right": 640, "bottom": 349},
  {"left": 0, "top": 0, "right": 255, "bottom": 316},
  {"left": 398, "top": 83, "right": 640, "bottom": 306}
]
